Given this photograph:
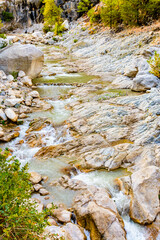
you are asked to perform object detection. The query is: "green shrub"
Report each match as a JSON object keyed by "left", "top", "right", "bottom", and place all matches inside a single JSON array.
[
  {"left": 0, "top": 33, "right": 6, "bottom": 39},
  {"left": 87, "top": 7, "right": 101, "bottom": 23},
  {"left": 54, "top": 22, "right": 65, "bottom": 36},
  {"left": 78, "top": 0, "right": 92, "bottom": 13},
  {"left": 2, "top": 11, "right": 14, "bottom": 22},
  {"left": 73, "top": 39, "right": 78, "bottom": 43},
  {"left": 0, "top": 149, "right": 49, "bottom": 239},
  {"left": 0, "top": 19, "right": 3, "bottom": 30},
  {"left": 148, "top": 51, "right": 160, "bottom": 78}
]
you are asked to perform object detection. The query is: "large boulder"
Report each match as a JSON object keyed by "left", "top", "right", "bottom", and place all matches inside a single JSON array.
[
  {"left": 0, "top": 44, "right": 44, "bottom": 78},
  {"left": 131, "top": 73, "right": 159, "bottom": 91},
  {"left": 130, "top": 166, "right": 160, "bottom": 224},
  {"left": 73, "top": 186, "right": 126, "bottom": 240}
]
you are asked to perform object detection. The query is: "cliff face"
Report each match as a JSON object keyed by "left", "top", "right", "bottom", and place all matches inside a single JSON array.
[
  {"left": 0, "top": 0, "right": 99, "bottom": 26},
  {"left": 0, "top": 0, "right": 43, "bottom": 26}
]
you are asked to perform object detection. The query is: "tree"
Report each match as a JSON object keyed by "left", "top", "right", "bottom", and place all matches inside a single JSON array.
[
  {"left": 101, "top": 0, "right": 122, "bottom": 28},
  {"left": 78, "top": 0, "right": 92, "bottom": 13},
  {"left": 42, "top": 0, "right": 63, "bottom": 34},
  {"left": 0, "top": 149, "right": 47, "bottom": 239}
]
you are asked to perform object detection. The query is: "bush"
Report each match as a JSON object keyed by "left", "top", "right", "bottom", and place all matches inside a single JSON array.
[
  {"left": 78, "top": 0, "right": 92, "bottom": 13},
  {"left": 87, "top": 6, "right": 101, "bottom": 24},
  {"left": 148, "top": 51, "right": 160, "bottom": 78},
  {"left": 0, "top": 19, "right": 3, "bottom": 30},
  {"left": 0, "top": 149, "right": 48, "bottom": 239},
  {"left": 0, "top": 33, "right": 6, "bottom": 39},
  {"left": 2, "top": 11, "right": 14, "bottom": 22},
  {"left": 54, "top": 22, "right": 65, "bottom": 36}
]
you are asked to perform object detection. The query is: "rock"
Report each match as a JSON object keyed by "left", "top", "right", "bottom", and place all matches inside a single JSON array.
[
  {"left": 45, "top": 32, "right": 54, "bottom": 39},
  {"left": 39, "top": 188, "right": 49, "bottom": 196},
  {"left": 62, "top": 223, "right": 85, "bottom": 240},
  {"left": 131, "top": 73, "right": 159, "bottom": 91},
  {"left": 32, "top": 31, "right": 43, "bottom": 39},
  {"left": 5, "top": 108, "right": 18, "bottom": 122},
  {"left": 130, "top": 166, "right": 160, "bottom": 224},
  {"left": 0, "top": 127, "right": 4, "bottom": 137},
  {"left": 0, "top": 131, "right": 19, "bottom": 142},
  {"left": 22, "top": 76, "right": 32, "bottom": 86},
  {"left": 112, "top": 75, "right": 132, "bottom": 89},
  {"left": 52, "top": 209, "right": 72, "bottom": 223},
  {"left": 73, "top": 186, "right": 126, "bottom": 240},
  {"left": 29, "top": 172, "right": 42, "bottom": 184},
  {"left": 0, "top": 109, "right": 7, "bottom": 121},
  {"left": 0, "top": 70, "right": 7, "bottom": 80},
  {"left": 0, "top": 44, "right": 44, "bottom": 78},
  {"left": 124, "top": 65, "right": 138, "bottom": 78},
  {"left": 4, "top": 98, "right": 22, "bottom": 107},
  {"left": 47, "top": 218, "right": 57, "bottom": 226},
  {"left": 28, "top": 91, "right": 40, "bottom": 98},
  {"left": 7, "top": 75, "right": 14, "bottom": 81},
  {"left": 33, "top": 184, "right": 43, "bottom": 192},
  {"left": 25, "top": 96, "right": 33, "bottom": 106},
  {"left": 18, "top": 70, "right": 26, "bottom": 78},
  {"left": 62, "top": 20, "right": 69, "bottom": 30}
]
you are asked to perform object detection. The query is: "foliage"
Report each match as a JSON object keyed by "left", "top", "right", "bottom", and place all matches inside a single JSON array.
[
  {"left": 73, "top": 39, "right": 78, "bottom": 43},
  {"left": 42, "top": 0, "right": 64, "bottom": 35},
  {"left": 148, "top": 51, "right": 160, "bottom": 78},
  {"left": 98, "top": 0, "right": 160, "bottom": 28},
  {"left": 87, "top": 6, "right": 101, "bottom": 23},
  {"left": 11, "top": 71, "right": 18, "bottom": 79},
  {"left": 2, "top": 11, "right": 14, "bottom": 22},
  {"left": 0, "top": 33, "right": 6, "bottom": 39},
  {"left": 0, "top": 149, "right": 50, "bottom": 240},
  {"left": 78, "top": 0, "right": 92, "bottom": 13},
  {"left": 0, "top": 19, "right": 3, "bottom": 30}
]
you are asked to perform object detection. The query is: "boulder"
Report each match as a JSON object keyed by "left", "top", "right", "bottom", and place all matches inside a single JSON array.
[
  {"left": 39, "top": 188, "right": 49, "bottom": 196},
  {"left": 62, "top": 223, "right": 85, "bottom": 240},
  {"left": 28, "top": 91, "right": 40, "bottom": 98},
  {"left": 131, "top": 73, "right": 159, "bottom": 91},
  {"left": 0, "top": 109, "right": 7, "bottom": 121},
  {"left": 29, "top": 172, "right": 42, "bottom": 184},
  {"left": 73, "top": 186, "right": 126, "bottom": 240},
  {"left": 7, "top": 75, "right": 14, "bottom": 81},
  {"left": 4, "top": 98, "right": 22, "bottom": 107},
  {"left": 62, "top": 20, "right": 69, "bottom": 30},
  {"left": 0, "top": 44, "right": 44, "bottom": 78},
  {"left": 124, "top": 65, "right": 138, "bottom": 78},
  {"left": 5, "top": 108, "right": 18, "bottom": 122},
  {"left": 130, "top": 166, "right": 160, "bottom": 224},
  {"left": 52, "top": 209, "right": 72, "bottom": 223}
]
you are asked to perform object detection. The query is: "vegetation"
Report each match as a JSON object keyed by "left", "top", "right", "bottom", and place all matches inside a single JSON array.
[
  {"left": 0, "top": 149, "right": 53, "bottom": 240},
  {"left": 148, "top": 51, "right": 160, "bottom": 78},
  {"left": 42, "top": 0, "right": 65, "bottom": 35},
  {"left": 2, "top": 11, "right": 14, "bottom": 22},
  {"left": 0, "top": 19, "right": 3, "bottom": 30},
  {"left": 87, "top": 6, "right": 101, "bottom": 23},
  {"left": 78, "top": 0, "right": 92, "bottom": 13}
]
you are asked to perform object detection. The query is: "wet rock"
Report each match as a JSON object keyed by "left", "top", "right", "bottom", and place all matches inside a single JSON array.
[
  {"left": 0, "top": 44, "right": 44, "bottom": 78},
  {"left": 5, "top": 108, "right": 18, "bottom": 122},
  {"left": 29, "top": 172, "right": 42, "bottom": 184},
  {"left": 52, "top": 209, "right": 72, "bottom": 223},
  {"left": 0, "top": 131, "right": 20, "bottom": 142},
  {"left": 39, "top": 188, "right": 49, "bottom": 196},
  {"left": 130, "top": 166, "right": 160, "bottom": 224},
  {"left": 131, "top": 73, "right": 159, "bottom": 91},
  {"left": 25, "top": 133, "right": 43, "bottom": 147},
  {"left": 26, "top": 118, "right": 51, "bottom": 133},
  {"left": 73, "top": 186, "right": 126, "bottom": 240}
]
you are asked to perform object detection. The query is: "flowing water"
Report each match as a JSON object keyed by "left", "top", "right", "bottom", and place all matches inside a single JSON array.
[{"left": 2, "top": 44, "right": 155, "bottom": 239}]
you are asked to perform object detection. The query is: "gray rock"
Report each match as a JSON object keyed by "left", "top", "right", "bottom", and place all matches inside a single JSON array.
[
  {"left": 0, "top": 44, "right": 44, "bottom": 78},
  {"left": 131, "top": 74, "right": 159, "bottom": 91}
]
